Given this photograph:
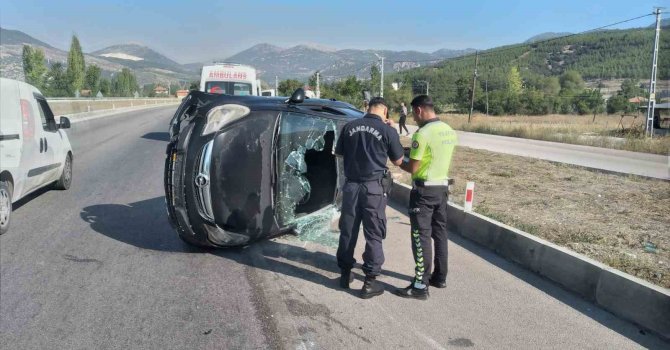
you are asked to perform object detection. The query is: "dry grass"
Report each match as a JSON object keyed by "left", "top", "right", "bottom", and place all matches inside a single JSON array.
[
  {"left": 387, "top": 112, "right": 670, "bottom": 155},
  {"left": 435, "top": 113, "right": 670, "bottom": 155},
  {"left": 391, "top": 138, "right": 670, "bottom": 288}
]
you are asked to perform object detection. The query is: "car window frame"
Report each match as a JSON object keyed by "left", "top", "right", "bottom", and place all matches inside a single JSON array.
[{"left": 33, "top": 94, "right": 58, "bottom": 132}]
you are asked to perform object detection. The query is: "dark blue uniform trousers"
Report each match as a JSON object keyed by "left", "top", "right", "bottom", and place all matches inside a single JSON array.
[
  {"left": 337, "top": 180, "right": 387, "bottom": 277},
  {"left": 409, "top": 185, "right": 449, "bottom": 285}
]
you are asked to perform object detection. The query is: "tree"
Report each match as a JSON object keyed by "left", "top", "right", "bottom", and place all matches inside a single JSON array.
[
  {"left": 278, "top": 79, "right": 303, "bottom": 96},
  {"left": 559, "top": 70, "right": 584, "bottom": 93},
  {"left": 99, "top": 78, "right": 111, "bottom": 96},
  {"left": 619, "top": 79, "right": 643, "bottom": 99},
  {"left": 606, "top": 94, "right": 629, "bottom": 114},
  {"left": 22, "top": 45, "right": 47, "bottom": 90},
  {"left": 575, "top": 89, "right": 604, "bottom": 115},
  {"left": 44, "top": 62, "right": 70, "bottom": 97},
  {"left": 542, "top": 76, "right": 560, "bottom": 96},
  {"left": 308, "top": 72, "right": 318, "bottom": 90},
  {"left": 84, "top": 65, "right": 102, "bottom": 92},
  {"left": 142, "top": 83, "right": 156, "bottom": 97},
  {"left": 66, "top": 35, "right": 86, "bottom": 95},
  {"left": 507, "top": 66, "right": 522, "bottom": 96},
  {"left": 111, "top": 68, "right": 139, "bottom": 97},
  {"left": 521, "top": 89, "right": 548, "bottom": 115},
  {"left": 188, "top": 81, "right": 199, "bottom": 90},
  {"left": 369, "top": 65, "right": 381, "bottom": 96}
]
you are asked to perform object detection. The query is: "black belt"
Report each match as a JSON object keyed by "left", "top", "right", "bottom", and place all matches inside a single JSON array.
[{"left": 346, "top": 178, "right": 382, "bottom": 184}]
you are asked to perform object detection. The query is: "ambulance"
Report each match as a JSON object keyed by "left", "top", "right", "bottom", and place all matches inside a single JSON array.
[{"left": 200, "top": 63, "right": 261, "bottom": 96}]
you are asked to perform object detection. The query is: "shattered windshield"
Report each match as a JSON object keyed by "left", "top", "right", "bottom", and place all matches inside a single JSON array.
[{"left": 275, "top": 112, "right": 339, "bottom": 232}]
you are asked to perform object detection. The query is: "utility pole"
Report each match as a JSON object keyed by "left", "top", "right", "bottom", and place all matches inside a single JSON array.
[
  {"left": 380, "top": 56, "right": 384, "bottom": 97},
  {"left": 275, "top": 76, "right": 279, "bottom": 95},
  {"left": 374, "top": 53, "right": 384, "bottom": 97},
  {"left": 485, "top": 79, "right": 489, "bottom": 116},
  {"left": 316, "top": 71, "right": 320, "bottom": 98},
  {"left": 646, "top": 8, "right": 663, "bottom": 137},
  {"left": 468, "top": 51, "right": 479, "bottom": 123},
  {"left": 417, "top": 80, "right": 429, "bottom": 95}
]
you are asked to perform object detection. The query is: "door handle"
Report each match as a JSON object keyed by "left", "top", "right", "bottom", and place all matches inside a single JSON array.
[
  {"left": 40, "top": 138, "right": 44, "bottom": 153},
  {"left": 44, "top": 137, "right": 47, "bottom": 151}
]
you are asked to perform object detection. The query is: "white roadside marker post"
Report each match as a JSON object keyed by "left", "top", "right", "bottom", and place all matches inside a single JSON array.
[{"left": 464, "top": 181, "right": 475, "bottom": 212}]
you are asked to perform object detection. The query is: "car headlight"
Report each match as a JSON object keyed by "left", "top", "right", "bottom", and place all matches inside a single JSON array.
[{"left": 202, "top": 104, "right": 251, "bottom": 135}]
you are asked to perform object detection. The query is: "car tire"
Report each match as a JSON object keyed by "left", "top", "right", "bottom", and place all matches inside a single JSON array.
[
  {"left": 54, "top": 153, "right": 72, "bottom": 190},
  {"left": 0, "top": 181, "right": 12, "bottom": 235}
]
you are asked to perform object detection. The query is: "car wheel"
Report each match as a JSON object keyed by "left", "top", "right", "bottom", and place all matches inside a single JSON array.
[
  {"left": 54, "top": 154, "right": 72, "bottom": 190},
  {"left": 0, "top": 181, "right": 12, "bottom": 235}
]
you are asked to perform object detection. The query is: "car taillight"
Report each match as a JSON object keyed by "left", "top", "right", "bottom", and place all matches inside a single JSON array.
[{"left": 20, "top": 99, "right": 35, "bottom": 140}]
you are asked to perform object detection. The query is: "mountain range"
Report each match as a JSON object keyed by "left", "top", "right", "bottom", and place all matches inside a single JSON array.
[
  {"left": 1, "top": 21, "right": 666, "bottom": 86},
  {"left": 0, "top": 27, "right": 477, "bottom": 84}
]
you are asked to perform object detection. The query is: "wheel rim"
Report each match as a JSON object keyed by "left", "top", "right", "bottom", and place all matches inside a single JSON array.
[
  {"left": 64, "top": 156, "right": 72, "bottom": 185},
  {"left": 0, "top": 188, "right": 10, "bottom": 227}
]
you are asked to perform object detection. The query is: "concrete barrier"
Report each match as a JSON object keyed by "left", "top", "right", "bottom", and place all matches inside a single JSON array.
[
  {"left": 390, "top": 181, "right": 670, "bottom": 340},
  {"left": 48, "top": 98, "right": 179, "bottom": 116},
  {"left": 62, "top": 102, "right": 180, "bottom": 124}
]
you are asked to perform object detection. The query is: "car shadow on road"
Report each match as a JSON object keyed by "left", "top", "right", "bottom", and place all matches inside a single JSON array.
[
  {"left": 79, "top": 196, "right": 411, "bottom": 297},
  {"left": 141, "top": 132, "right": 170, "bottom": 142},
  {"left": 385, "top": 201, "right": 664, "bottom": 349},
  {"left": 80, "top": 196, "right": 202, "bottom": 253}
]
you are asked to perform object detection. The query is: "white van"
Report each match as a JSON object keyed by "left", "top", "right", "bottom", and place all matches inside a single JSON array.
[
  {"left": 200, "top": 63, "right": 261, "bottom": 96},
  {"left": 0, "top": 78, "right": 73, "bottom": 234}
]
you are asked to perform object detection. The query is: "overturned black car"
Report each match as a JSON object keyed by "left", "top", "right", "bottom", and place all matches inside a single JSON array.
[{"left": 164, "top": 89, "right": 363, "bottom": 247}]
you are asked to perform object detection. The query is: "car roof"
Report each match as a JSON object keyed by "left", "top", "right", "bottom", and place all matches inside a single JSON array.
[{"left": 187, "top": 90, "right": 363, "bottom": 120}]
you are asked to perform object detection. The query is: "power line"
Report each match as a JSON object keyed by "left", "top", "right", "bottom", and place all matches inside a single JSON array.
[{"left": 389, "top": 13, "right": 656, "bottom": 66}]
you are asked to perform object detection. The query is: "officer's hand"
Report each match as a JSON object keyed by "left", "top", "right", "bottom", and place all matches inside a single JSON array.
[{"left": 385, "top": 118, "right": 395, "bottom": 127}]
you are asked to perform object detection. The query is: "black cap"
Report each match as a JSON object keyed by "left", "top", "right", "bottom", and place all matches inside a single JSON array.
[
  {"left": 369, "top": 97, "right": 387, "bottom": 108},
  {"left": 410, "top": 95, "right": 434, "bottom": 108}
]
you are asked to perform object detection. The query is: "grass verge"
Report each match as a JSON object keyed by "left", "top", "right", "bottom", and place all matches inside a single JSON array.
[{"left": 390, "top": 140, "right": 670, "bottom": 288}]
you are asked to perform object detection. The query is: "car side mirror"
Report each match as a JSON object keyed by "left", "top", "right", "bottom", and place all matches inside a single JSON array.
[{"left": 59, "top": 116, "right": 71, "bottom": 129}]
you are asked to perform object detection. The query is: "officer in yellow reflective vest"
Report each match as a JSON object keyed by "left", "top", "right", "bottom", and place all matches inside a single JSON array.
[{"left": 396, "top": 95, "right": 457, "bottom": 300}]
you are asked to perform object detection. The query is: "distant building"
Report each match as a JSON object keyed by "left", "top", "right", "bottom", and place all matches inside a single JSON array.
[
  {"left": 640, "top": 102, "right": 670, "bottom": 130},
  {"left": 80, "top": 89, "right": 92, "bottom": 97},
  {"left": 628, "top": 96, "right": 647, "bottom": 104},
  {"left": 154, "top": 85, "right": 168, "bottom": 96},
  {"left": 175, "top": 89, "right": 189, "bottom": 98}
]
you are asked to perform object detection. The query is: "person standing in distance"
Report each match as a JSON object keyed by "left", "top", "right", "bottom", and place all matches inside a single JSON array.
[
  {"left": 396, "top": 95, "right": 457, "bottom": 300},
  {"left": 399, "top": 102, "right": 410, "bottom": 136},
  {"left": 335, "top": 97, "right": 404, "bottom": 299}
]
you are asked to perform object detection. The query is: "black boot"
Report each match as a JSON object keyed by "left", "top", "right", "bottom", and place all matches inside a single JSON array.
[
  {"left": 394, "top": 283, "right": 429, "bottom": 300},
  {"left": 360, "top": 276, "right": 384, "bottom": 299},
  {"left": 428, "top": 279, "right": 447, "bottom": 289},
  {"left": 339, "top": 269, "right": 354, "bottom": 289},
  {"left": 429, "top": 273, "right": 447, "bottom": 288}
]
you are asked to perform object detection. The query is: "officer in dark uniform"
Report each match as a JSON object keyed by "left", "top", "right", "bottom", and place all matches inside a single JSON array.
[
  {"left": 335, "top": 97, "right": 404, "bottom": 299},
  {"left": 396, "top": 95, "right": 457, "bottom": 300}
]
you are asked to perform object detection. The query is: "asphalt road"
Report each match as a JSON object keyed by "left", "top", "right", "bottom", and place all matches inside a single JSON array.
[
  {"left": 404, "top": 125, "right": 669, "bottom": 180},
  {"left": 1, "top": 106, "right": 667, "bottom": 349}
]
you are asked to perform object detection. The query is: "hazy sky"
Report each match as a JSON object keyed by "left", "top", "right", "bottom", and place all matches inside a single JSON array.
[{"left": 0, "top": 0, "right": 663, "bottom": 63}]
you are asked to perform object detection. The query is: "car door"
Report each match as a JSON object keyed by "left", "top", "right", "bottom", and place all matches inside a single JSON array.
[
  {"left": 27, "top": 93, "right": 60, "bottom": 188},
  {"left": 13, "top": 85, "right": 45, "bottom": 195}
]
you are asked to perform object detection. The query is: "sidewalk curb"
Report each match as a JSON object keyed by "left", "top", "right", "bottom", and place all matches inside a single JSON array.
[{"left": 389, "top": 181, "right": 670, "bottom": 340}]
